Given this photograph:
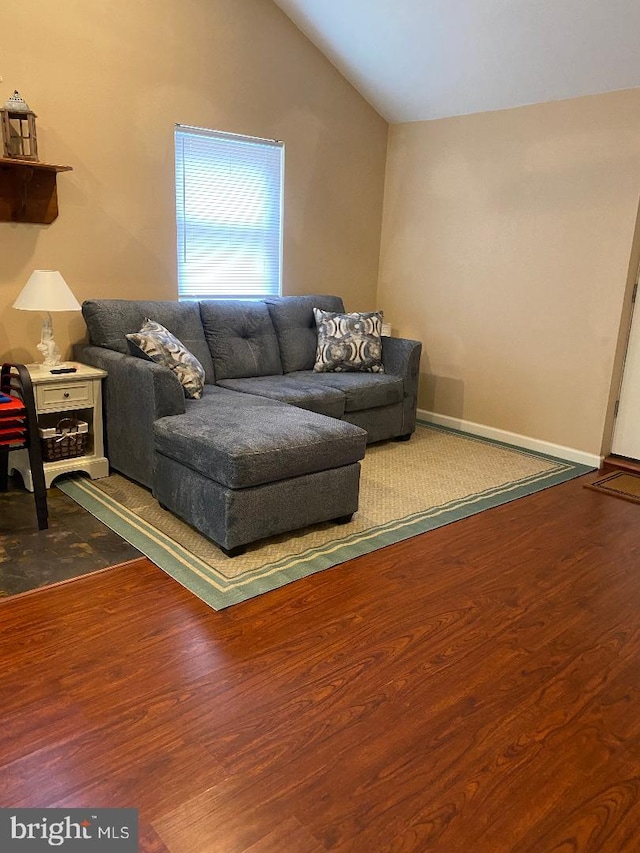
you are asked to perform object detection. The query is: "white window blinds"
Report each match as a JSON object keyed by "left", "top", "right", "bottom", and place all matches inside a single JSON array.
[{"left": 175, "top": 125, "right": 284, "bottom": 300}]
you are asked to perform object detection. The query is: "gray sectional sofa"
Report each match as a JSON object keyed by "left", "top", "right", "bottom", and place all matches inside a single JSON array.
[{"left": 76, "top": 295, "right": 421, "bottom": 555}]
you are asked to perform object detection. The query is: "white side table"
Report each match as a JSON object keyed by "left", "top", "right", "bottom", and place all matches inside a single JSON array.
[{"left": 9, "top": 362, "right": 109, "bottom": 491}]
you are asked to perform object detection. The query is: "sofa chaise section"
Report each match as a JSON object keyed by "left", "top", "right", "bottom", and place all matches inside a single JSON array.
[{"left": 153, "top": 387, "right": 366, "bottom": 555}]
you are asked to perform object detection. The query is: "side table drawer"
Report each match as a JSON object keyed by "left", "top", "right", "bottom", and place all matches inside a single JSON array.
[{"left": 36, "top": 381, "right": 94, "bottom": 410}]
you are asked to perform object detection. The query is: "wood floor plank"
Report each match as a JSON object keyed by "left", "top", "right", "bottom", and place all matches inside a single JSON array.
[
  {"left": 0, "top": 703, "right": 226, "bottom": 819},
  {"left": 241, "top": 816, "right": 327, "bottom": 853},
  {"left": 2, "top": 475, "right": 640, "bottom": 851},
  {"left": 153, "top": 779, "right": 325, "bottom": 853}
]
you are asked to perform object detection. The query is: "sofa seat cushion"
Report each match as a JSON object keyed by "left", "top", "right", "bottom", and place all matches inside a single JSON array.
[
  {"left": 216, "top": 375, "right": 346, "bottom": 419},
  {"left": 153, "top": 386, "right": 366, "bottom": 490},
  {"left": 287, "top": 370, "right": 404, "bottom": 413},
  {"left": 200, "top": 300, "right": 282, "bottom": 380},
  {"left": 264, "top": 295, "right": 345, "bottom": 373}
]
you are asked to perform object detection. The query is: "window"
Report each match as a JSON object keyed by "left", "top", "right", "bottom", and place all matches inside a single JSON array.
[{"left": 175, "top": 125, "right": 284, "bottom": 300}]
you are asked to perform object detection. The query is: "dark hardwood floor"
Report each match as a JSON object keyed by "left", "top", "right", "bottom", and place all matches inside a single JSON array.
[{"left": 1, "top": 473, "right": 640, "bottom": 851}]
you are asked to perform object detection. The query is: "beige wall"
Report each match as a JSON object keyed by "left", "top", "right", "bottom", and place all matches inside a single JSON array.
[
  {"left": 378, "top": 89, "right": 640, "bottom": 455},
  {"left": 0, "top": 0, "right": 388, "bottom": 364},
  {"left": 5, "top": 3, "right": 636, "bottom": 458}
]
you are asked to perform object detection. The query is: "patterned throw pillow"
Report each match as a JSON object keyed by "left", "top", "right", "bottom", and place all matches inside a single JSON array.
[
  {"left": 313, "top": 309, "right": 384, "bottom": 373},
  {"left": 126, "top": 318, "right": 205, "bottom": 399}
]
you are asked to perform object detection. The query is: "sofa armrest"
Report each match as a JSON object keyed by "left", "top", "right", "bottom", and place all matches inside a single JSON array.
[
  {"left": 75, "top": 344, "right": 186, "bottom": 488},
  {"left": 381, "top": 337, "right": 422, "bottom": 436}
]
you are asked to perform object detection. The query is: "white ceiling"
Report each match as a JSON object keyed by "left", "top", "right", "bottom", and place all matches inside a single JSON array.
[{"left": 273, "top": 0, "right": 640, "bottom": 123}]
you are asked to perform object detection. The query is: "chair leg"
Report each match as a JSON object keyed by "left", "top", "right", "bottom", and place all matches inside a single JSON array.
[
  {"left": 0, "top": 448, "right": 8, "bottom": 492},
  {"left": 32, "top": 472, "right": 49, "bottom": 530},
  {"left": 27, "top": 443, "right": 48, "bottom": 530}
]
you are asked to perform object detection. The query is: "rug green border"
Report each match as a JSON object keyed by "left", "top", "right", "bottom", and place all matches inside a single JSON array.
[{"left": 57, "top": 422, "right": 594, "bottom": 610}]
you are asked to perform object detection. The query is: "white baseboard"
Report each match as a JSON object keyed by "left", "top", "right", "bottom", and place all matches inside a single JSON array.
[{"left": 418, "top": 409, "right": 602, "bottom": 469}]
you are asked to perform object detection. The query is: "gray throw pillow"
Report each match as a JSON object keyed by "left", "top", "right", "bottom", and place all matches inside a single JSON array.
[
  {"left": 313, "top": 308, "right": 384, "bottom": 373},
  {"left": 126, "top": 318, "right": 205, "bottom": 399}
]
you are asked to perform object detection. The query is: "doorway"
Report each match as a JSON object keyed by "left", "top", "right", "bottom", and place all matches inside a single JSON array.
[{"left": 612, "top": 267, "right": 640, "bottom": 460}]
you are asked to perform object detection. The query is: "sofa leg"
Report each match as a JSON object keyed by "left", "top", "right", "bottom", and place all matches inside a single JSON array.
[
  {"left": 220, "top": 543, "right": 246, "bottom": 558},
  {"left": 334, "top": 513, "right": 354, "bottom": 525},
  {"left": 394, "top": 433, "right": 412, "bottom": 442}
]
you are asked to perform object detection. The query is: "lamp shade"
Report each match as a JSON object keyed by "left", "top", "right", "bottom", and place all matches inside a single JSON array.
[{"left": 13, "top": 270, "right": 81, "bottom": 312}]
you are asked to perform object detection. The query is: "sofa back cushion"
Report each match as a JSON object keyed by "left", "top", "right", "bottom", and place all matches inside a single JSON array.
[
  {"left": 199, "top": 300, "right": 283, "bottom": 380},
  {"left": 265, "top": 294, "right": 345, "bottom": 373},
  {"left": 82, "top": 299, "right": 216, "bottom": 383}
]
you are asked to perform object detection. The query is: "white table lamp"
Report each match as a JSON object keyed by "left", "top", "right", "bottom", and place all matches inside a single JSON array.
[{"left": 13, "top": 270, "right": 82, "bottom": 368}]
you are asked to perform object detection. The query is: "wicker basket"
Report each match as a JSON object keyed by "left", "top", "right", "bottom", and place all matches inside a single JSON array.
[{"left": 39, "top": 418, "right": 89, "bottom": 462}]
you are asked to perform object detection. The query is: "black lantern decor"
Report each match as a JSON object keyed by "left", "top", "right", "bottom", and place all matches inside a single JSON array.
[{"left": 1, "top": 91, "right": 39, "bottom": 161}]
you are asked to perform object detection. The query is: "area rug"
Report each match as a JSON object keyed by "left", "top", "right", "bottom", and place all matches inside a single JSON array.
[
  {"left": 585, "top": 470, "right": 640, "bottom": 505},
  {"left": 57, "top": 423, "right": 593, "bottom": 610}
]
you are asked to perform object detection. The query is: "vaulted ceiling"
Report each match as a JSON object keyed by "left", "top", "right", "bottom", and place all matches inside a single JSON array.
[{"left": 273, "top": 0, "right": 640, "bottom": 123}]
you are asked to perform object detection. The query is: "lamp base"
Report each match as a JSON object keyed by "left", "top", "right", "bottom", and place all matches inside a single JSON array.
[{"left": 36, "top": 312, "right": 62, "bottom": 368}]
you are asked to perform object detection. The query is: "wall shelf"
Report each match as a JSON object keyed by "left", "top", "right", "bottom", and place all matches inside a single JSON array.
[{"left": 0, "top": 157, "right": 73, "bottom": 224}]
